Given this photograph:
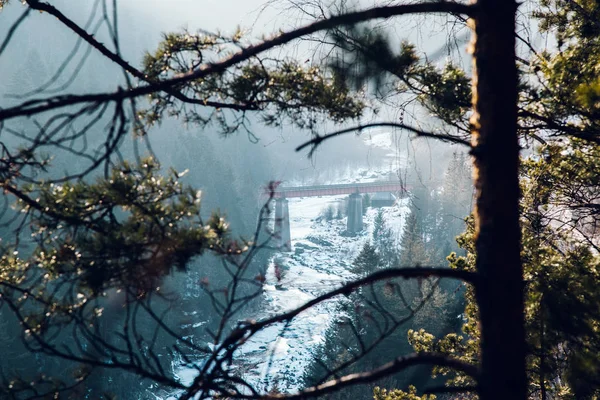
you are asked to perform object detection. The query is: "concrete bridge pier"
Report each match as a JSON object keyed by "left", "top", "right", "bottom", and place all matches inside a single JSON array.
[
  {"left": 274, "top": 198, "right": 292, "bottom": 251},
  {"left": 347, "top": 193, "right": 363, "bottom": 233}
]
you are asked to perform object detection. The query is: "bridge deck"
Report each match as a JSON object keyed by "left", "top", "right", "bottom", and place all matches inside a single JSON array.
[{"left": 273, "top": 181, "right": 407, "bottom": 198}]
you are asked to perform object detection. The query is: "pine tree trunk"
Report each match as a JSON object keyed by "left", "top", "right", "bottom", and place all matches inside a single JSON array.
[{"left": 470, "top": 0, "right": 526, "bottom": 399}]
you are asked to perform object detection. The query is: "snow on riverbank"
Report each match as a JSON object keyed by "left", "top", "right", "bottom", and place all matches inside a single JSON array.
[
  {"left": 229, "top": 195, "right": 409, "bottom": 392},
  {"left": 170, "top": 194, "right": 409, "bottom": 397}
]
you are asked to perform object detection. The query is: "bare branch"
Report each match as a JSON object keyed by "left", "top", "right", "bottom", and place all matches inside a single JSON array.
[
  {"left": 0, "top": 7, "right": 31, "bottom": 57},
  {"left": 237, "top": 267, "right": 475, "bottom": 336},
  {"left": 180, "top": 266, "right": 475, "bottom": 398},
  {"left": 296, "top": 122, "right": 471, "bottom": 157},
  {"left": 22, "top": 0, "right": 255, "bottom": 111}
]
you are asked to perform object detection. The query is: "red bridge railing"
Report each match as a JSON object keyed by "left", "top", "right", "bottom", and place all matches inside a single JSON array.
[{"left": 273, "top": 181, "right": 409, "bottom": 198}]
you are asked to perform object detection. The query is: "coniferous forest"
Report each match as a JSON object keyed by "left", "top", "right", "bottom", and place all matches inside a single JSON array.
[{"left": 0, "top": 1, "right": 599, "bottom": 399}]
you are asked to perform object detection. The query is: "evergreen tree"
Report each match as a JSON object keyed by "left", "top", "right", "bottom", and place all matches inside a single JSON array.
[
  {"left": 436, "top": 152, "right": 473, "bottom": 260},
  {"left": 352, "top": 241, "right": 381, "bottom": 275},
  {"left": 372, "top": 209, "right": 400, "bottom": 268},
  {"left": 373, "top": 208, "right": 386, "bottom": 243},
  {"left": 406, "top": 138, "right": 600, "bottom": 398},
  {"left": 3, "top": 0, "right": 600, "bottom": 399},
  {"left": 399, "top": 207, "right": 427, "bottom": 267}
]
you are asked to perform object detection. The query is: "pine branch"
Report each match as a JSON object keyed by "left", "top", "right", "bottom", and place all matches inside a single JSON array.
[
  {"left": 0, "top": 2, "right": 474, "bottom": 122},
  {"left": 519, "top": 109, "right": 600, "bottom": 144}
]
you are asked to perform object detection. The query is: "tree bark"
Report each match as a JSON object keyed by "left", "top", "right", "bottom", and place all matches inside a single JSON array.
[{"left": 470, "top": 0, "right": 527, "bottom": 399}]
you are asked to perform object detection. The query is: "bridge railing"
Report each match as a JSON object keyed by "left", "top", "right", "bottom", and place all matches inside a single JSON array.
[{"left": 272, "top": 181, "right": 410, "bottom": 198}]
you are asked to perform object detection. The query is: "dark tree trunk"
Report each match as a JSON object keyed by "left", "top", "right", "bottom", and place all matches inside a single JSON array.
[{"left": 470, "top": 0, "right": 527, "bottom": 399}]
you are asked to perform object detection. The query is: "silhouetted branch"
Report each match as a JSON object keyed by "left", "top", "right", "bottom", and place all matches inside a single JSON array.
[
  {"left": 313, "top": 278, "right": 443, "bottom": 386},
  {"left": 227, "top": 352, "right": 478, "bottom": 399},
  {"left": 296, "top": 122, "right": 471, "bottom": 157},
  {"left": 244, "top": 266, "right": 475, "bottom": 332},
  {"left": 0, "top": 7, "right": 31, "bottom": 57},
  {"left": 181, "top": 266, "right": 475, "bottom": 398},
  {"left": 23, "top": 0, "right": 257, "bottom": 111},
  {"left": 519, "top": 109, "right": 600, "bottom": 145}
]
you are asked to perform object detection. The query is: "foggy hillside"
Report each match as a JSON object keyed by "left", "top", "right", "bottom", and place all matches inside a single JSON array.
[{"left": 0, "top": 1, "right": 474, "bottom": 399}]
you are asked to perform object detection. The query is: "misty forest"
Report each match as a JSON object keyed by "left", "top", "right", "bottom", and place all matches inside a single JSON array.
[{"left": 0, "top": 0, "right": 599, "bottom": 399}]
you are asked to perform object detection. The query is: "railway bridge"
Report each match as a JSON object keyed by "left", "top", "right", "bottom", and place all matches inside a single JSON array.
[{"left": 272, "top": 181, "right": 407, "bottom": 251}]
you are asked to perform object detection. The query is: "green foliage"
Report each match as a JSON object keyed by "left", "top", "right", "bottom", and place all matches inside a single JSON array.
[
  {"left": 417, "top": 64, "right": 471, "bottom": 124},
  {"left": 301, "top": 276, "right": 443, "bottom": 400},
  {"left": 373, "top": 385, "right": 436, "bottom": 400},
  {"left": 535, "top": 0, "right": 600, "bottom": 46},
  {"left": 327, "top": 25, "right": 471, "bottom": 127},
  {"left": 3, "top": 0, "right": 600, "bottom": 398},
  {"left": 303, "top": 202, "right": 461, "bottom": 398},
  {"left": 523, "top": 1, "right": 600, "bottom": 142},
  {"left": 0, "top": 252, "right": 29, "bottom": 285},
  {"left": 16, "top": 158, "right": 232, "bottom": 293},
  {"left": 411, "top": 152, "right": 600, "bottom": 398},
  {"left": 339, "top": 2, "right": 600, "bottom": 394},
  {"left": 140, "top": 30, "right": 364, "bottom": 132},
  {"left": 231, "top": 62, "right": 364, "bottom": 127},
  {"left": 0, "top": 155, "right": 256, "bottom": 398}
]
